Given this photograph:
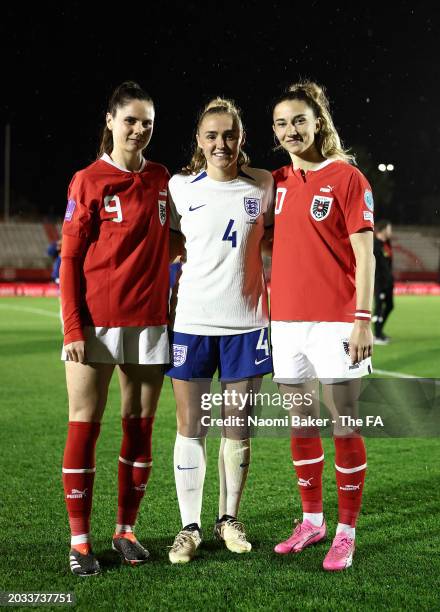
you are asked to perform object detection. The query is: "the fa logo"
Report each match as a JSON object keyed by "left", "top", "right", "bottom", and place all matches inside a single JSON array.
[
  {"left": 310, "top": 195, "right": 333, "bottom": 221},
  {"left": 172, "top": 344, "right": 188, "bottom": 367},
  {"left": 244, "top": 197, "right": 260, "bottom": 218}
]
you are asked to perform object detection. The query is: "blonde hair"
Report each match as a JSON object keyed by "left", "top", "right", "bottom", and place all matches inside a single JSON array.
[
  {"left": 183, "top": 97, "right": 250, "bottom": 175},
  {"left": 273, "top": 80, "right": 355, "bottom": 163}
]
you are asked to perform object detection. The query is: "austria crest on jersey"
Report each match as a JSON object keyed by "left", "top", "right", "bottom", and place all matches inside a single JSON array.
[
  {"left": 310, "top": 195, "right": 333, "bottom": 221},
  {"left": 244, "top": 197, "right": 260, "bottom": 218},
  {"left": 158, "top": 190, "right": 167, "bottom": 226},
  {"left": 172, "top": 344, "right": 187, "bottom": 367}
]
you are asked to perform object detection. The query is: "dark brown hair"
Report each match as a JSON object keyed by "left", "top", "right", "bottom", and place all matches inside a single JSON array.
[{"left": 97, "top": 81, "right": 154, "bottom": 158}]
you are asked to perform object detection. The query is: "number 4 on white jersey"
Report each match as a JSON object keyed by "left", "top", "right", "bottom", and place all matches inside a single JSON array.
[{"left": 256, "top": 328, "right": 269, "bottom": 356}]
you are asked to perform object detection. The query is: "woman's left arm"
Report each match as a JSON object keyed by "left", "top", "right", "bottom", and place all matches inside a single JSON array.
[{"left": 349, "top": 230, "right": 375, "bottom": 364}]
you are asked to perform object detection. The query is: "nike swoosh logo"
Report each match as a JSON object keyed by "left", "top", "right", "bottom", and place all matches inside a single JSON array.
[
  {"left": 255, "top": 357, "right": 270, "bottom": 365},
  {"left": 189, "top": 204, "right": 207, "bottom": 211},
  {"left": 177, "top": 465, "right": 198, "bottom": 470}
]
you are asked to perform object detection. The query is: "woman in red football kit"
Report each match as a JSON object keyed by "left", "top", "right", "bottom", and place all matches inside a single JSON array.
[
  {"left": 270, "top": 81, "right": 375, "bottom": 571},
  {"left": 60, "top": 81, "right": 170, "bottom": 576}
]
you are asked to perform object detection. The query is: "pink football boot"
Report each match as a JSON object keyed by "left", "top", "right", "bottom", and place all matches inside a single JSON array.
[
  {"left": 274, "top": 519, "right": 327, "bottom": 554},
  {"left": 323, "top": 532, "right": 355, "bottom": 571}
]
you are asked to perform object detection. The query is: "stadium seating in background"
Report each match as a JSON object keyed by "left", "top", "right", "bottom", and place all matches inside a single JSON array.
[
  {"left": 0, "top": 222, "right": 439, "bottom": 292},
  {"left": 0, "top": 222, "right": 59, "bottom": 282},
  {"left": 392, "top": 227, "right": 440, "bottom": 282}
]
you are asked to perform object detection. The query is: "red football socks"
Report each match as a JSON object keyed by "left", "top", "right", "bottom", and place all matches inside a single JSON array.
[
  {"left": 117, "top": 417, "right": 154, "bottom": 527},
  {"left": 290, "top": 428, "right": 324, "bottom": 513},
  {"left": 334, "top": 434, "right": 367, "bottom": 527},
  {"left": 62, "top": 421, "right": 101, "bottom": 538}
]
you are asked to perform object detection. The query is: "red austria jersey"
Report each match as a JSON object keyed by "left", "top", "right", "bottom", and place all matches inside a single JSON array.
[
  {"left": 61, "top": 154, "right": 170, "bottom": 344},
  {"left": 271, "top": 159, "right": 374, "bottom": 323}
]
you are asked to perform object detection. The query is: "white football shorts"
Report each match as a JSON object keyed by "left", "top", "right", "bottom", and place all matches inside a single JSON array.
[
  {"left": 61, "top": 325, "right": 170, "bottom": 365},
  {"left": 271, "top": 321, "right": 372, "bottom": 383}
]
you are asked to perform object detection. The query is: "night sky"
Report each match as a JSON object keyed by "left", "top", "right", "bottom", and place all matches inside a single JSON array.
[{"left": 2, "top": 2, "right": 439, "bottom": 224}]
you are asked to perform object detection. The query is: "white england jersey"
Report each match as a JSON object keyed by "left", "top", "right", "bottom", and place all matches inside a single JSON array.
[{"left": 169, "top": 167, "right": 274, "bottom": 335}]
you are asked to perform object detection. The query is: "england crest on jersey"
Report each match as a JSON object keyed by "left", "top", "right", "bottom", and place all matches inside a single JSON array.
[
  {"left": 172, "top": 344, "right": 187, "bottom": 367},
  {"left": 310, "top": 195, "right": 333, "bottom": 221},
  {"left": 244, "top": 197, "right": 261, "bottom": 218}
]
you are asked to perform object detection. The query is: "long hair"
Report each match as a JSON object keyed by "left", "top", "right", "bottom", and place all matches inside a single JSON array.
[
  {"left": 97, "top": 81, "right": 154, "bottom": 158},
  {"left": 272, "top": 80, "right": 355, "bottom": 163},
  {"left": 183, "top": 97, "right": 250, "bottom": 175}
]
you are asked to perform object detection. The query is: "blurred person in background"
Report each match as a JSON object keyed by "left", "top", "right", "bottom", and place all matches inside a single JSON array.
[
  {"left": 47, "top": 238, "right": 62, "bottom": 284},
  {"left": 373, "top": 220, "right": 394, "bottom": 344}
]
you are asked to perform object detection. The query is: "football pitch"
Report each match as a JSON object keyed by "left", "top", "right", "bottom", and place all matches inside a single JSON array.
[{"left": 0, "top": 296, "right": 439, "bottom": 611}]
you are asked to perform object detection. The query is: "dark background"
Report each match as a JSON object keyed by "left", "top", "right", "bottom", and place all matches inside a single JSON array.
[{"left": 1, "top": 2, "right": 439, "bottom": 224}]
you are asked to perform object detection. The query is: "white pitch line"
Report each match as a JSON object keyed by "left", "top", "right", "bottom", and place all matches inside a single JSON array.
[
  {"left": 374, "top": 368, "right": 440, "bottom": 384},
  {"left": 373, "top": 368, "right": 419, "bottom": 379},
  {"left": 0, "top": 304, "right": 59, "bottom": 318}
]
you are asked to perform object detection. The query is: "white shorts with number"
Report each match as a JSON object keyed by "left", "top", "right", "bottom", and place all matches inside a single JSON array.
[
  {"left": 61, "top": 325, "right": 170, "bottom": 365},
  {"left": 271, "top": 321, "right": 372, "bottom": 383}
]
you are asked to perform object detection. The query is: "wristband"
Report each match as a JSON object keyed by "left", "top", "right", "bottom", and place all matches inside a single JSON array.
[{"left": 355, "top": 309, "right": 371, "bottom": 321}]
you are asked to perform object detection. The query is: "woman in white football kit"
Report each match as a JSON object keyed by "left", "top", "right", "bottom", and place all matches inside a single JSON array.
[
  {"left": 166, "top": 98, "right": 274, "bottom": 563},
  {"left": 270, "top": 81, "right": 375, "bottom": 571}
]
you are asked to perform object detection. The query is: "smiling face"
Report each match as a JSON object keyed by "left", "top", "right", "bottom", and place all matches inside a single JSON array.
[
  {"left": 273, "top": 99, "right": 321, "bottom": 160},
  {"left": 196, "top": 112, "right": 244, "bottom": 179},
  {"left": 106, "top": 98, "right": 155, "bottom": 157}
]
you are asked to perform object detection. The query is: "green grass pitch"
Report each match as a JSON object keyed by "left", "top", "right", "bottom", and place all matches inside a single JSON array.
[{"left": 0, "top": 296, "right": 439, "bottom": 611}]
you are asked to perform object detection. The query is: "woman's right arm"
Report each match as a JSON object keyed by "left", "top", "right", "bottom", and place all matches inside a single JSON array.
[
  {"left": 60, "top": 174, "right": 94, "bottom": 363},
  {"left": 60, "top": 241, "right": 86, "bottom": 363}
]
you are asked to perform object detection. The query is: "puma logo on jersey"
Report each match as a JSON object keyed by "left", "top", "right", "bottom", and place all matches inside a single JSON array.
[{"left": 320, "top": 185, "right": 334, "bottom": 193}]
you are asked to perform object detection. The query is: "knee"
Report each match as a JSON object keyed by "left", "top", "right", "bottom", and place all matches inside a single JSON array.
[
  {"left": 68, "top": 402, "right": 103, "bottom": 423},
  {"left": 177, "top": 414, "right": 207, "bottom": 438}
]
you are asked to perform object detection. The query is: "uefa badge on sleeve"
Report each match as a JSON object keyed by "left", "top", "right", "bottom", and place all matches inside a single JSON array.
[
  {"left": 364, "top": 189, "right": 374, "bottom": 211},
  {"left": 172, "top": 344, "right": 188, "bottom": 367},
  {"left": 244, "top": 197, "right": 261, "bottom": 218},
  {"left": 64, "top": 198, "right": 76, "bottom": 222},
  {"left": 310, "top": 195, "right": 333, "bottom": 221},
  {"left": 158, "top": 198, "right": 167, "bottom": 226}
]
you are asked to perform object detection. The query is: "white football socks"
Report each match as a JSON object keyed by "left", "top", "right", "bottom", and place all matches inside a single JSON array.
[
  {"left": 174, "top": 432, "right": 206, "bottom": 528},
  {"left": 218, "top": 438, "right": 251, "bottom": 519},
  {"left": 71, "top": 533, "right": 90, "bottom": 546},
  {"left": 303, "top": 512, "right": 324, "bottom": 527},
  {"left": 115, "top": 524, "right": 133, "bottom": 534},
  {"left": 336, "top": 523, "right": 355, "bottom": 539}
]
